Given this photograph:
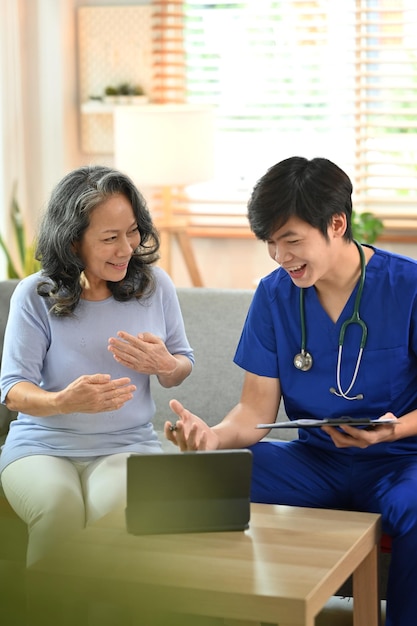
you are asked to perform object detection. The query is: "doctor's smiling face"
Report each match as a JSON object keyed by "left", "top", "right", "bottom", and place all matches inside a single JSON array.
[{"left": 267, "top": 214, "right": 347, "bottom": 289}]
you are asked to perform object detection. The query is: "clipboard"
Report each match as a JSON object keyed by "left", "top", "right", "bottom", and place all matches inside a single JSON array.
[{"left": 256, "top": 417, "right": 397, "bottom": 429}]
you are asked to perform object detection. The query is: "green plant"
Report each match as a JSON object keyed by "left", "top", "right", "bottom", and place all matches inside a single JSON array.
[
  {"left": 351, "top": 211, "right": 384, "bottom": 244},
  {"left": 0, "top": 185, "right": 41, "bottom": 278},
  {"left": 104, "top": 85, "right": 118, "bottom": 96},
  {"left": 131, "top": 84, "right": 145, "bottom": 96},
  {"left": 104, "top": 83, "right": 146, "bottom": 97},
  {"left": 118, "top": 82, "right": 131, "bottom": 96}
]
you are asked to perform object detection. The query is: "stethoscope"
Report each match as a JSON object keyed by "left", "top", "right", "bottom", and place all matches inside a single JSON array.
[{"left": 293, "top": 240, "right": 367, "bottom": 401}]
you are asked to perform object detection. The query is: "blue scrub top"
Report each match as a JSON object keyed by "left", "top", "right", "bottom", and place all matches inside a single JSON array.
[{"left": 234, "top": 246, "right": 417, "bottom": 454}]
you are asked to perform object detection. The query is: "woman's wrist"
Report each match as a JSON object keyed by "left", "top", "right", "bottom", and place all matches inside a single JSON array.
[{"left": 157, "top": 355, "right": 192, "bottom": 388}]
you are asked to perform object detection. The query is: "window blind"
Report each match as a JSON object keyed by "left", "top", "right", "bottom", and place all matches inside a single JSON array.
[
  {"left": 152, "top": 0, "right": 186, "bottom": 103},
  {"left": 353, "top": 0, "right": 417, "bottom": 215},
  {"left": 179, "top": 0, "right": 417, "bottom": 231}
]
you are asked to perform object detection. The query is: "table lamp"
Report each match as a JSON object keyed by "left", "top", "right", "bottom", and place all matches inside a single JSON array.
[{"left": 113, "top": 104, "right": 214, "bottom": 285}]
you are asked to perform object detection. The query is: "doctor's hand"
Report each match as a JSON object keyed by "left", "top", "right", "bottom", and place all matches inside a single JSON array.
[
  {"left": 164, "top": 399, "right": 220, "bottom": 452},
  {"left": 321, "top": 413, "right": 398, "bottom": 449}
]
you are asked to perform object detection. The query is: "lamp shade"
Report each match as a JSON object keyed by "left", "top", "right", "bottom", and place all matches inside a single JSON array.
[{"left": 114, "top": 104, "right": 214, "bottom": 187}]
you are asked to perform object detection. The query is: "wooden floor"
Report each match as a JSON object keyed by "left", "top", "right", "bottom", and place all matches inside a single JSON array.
[{"left": 317, "top": 597, "right": 386, "bottom": 626}]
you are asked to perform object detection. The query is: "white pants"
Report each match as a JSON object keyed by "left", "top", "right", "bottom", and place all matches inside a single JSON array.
[{"left": 1, "top": 453, "right": 131, "bottom": 566}]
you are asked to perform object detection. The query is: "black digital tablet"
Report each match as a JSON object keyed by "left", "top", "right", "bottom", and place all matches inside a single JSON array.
[{"left": 126, "top": 449, "right": 253, "bottom": 535}]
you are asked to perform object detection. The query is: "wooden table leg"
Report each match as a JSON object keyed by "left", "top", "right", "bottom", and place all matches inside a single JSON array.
[{"left": 352, "top": 543, "right": 381, "bottom": 626}]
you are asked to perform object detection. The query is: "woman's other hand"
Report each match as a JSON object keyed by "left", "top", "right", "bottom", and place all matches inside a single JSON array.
[
  {"left": 5, "top": 375, "right": 136, "bottom": 417},
  {"left": 108, "top": 331, "right": 192, "bottom": 387},
  {"left": 57, "top": 374, "right": 136, "bottom": 414}
]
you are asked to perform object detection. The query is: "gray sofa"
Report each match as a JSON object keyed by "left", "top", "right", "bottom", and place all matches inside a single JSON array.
[
  {"left": 0, "top": 280, "right": 389, "bottom": 602},
  {"left": 151, "top": 287, "right": 292, "bottom": 442}
]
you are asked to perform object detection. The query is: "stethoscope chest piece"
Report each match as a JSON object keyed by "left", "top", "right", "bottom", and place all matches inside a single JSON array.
[{"left": 293, "top": 350, "right": 313, "bottom": 372}]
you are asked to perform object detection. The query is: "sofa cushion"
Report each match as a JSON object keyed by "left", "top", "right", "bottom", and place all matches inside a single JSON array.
[{"left": 151, "top": 288, "right": 254, "bottom": 430}]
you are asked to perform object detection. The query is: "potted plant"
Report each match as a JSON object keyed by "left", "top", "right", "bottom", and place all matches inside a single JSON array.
[
  {"left": 352, "top": 211, "right": 384, "bottom": 244},
  {"left": 0, "top": 186, "right": 41, "bottom": 279},
  {"left": 130, "top": 84, "right": 149, "bottom": 105},
  {"left": 117, "top": 82, "right": 132, "bottom": 104},
  {"left": 103, "top": 82, "right": 148, "bottom": 105},
  {"left": 103, "top": 85, "right": 118, "bottom": 105}
]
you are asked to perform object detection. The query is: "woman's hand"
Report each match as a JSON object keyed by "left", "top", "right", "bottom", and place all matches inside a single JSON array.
[
  {"left": 321, "top": 413, "right": 398, "bottom": 449},
  {"left": 164, "top": 399, "right": 220, "bottom": 451},
  {"left": 56, "top": 374, "right": 136, "bottom": 414},
  {"left": 108, "top": 331, "right": 192, "bottom": 387},
  {"left": 5, "top": 375, "right": 136, "bottom": 417},
  {"left": 108, "top": 331, "right": 177, "bottom": 375}
]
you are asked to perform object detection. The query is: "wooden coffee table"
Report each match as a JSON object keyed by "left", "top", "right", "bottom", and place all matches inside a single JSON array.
[{"left": 28, "top": 503, "right": 381, "bottom": 626}]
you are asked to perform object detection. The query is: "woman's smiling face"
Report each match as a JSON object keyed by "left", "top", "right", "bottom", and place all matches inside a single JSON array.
[{"left": 76, "top": 193, "right": 140, "bottom": 292}]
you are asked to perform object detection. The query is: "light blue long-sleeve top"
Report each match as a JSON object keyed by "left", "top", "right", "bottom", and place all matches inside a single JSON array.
[{"left": 0, "top": 267, "right": 194, "bottom": 473}]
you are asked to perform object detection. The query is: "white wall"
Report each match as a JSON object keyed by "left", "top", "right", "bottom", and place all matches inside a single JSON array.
[{"left": 10, "top": 0, "right": 150, "bottom": 223}]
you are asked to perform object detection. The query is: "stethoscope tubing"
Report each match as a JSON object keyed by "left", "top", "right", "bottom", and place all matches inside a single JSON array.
[{"left": 295, "top": 240, "right": 368, "bottom": 400}]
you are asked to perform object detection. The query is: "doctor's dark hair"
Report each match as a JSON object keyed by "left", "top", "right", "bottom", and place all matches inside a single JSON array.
[
  {"left": 247, "top": 156, "right": 353, "bottom": 242},
  {"left": 35, "top": 164, "right": 160, "bottom": 316}
]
